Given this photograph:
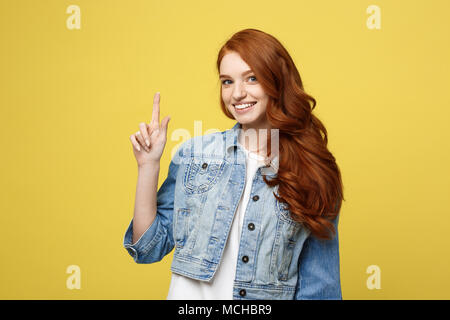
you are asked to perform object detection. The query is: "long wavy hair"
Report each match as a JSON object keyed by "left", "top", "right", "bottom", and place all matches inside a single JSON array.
[{"left": 216, "top": 29, "right": 344, "bottom": 240}]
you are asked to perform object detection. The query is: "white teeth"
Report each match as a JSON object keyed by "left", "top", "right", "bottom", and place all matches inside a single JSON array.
[{"left": 234, "top": 102, "right": 256, "bottom": 109}]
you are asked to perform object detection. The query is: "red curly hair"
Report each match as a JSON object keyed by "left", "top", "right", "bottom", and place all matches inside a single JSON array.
[{"left": 217, "top": 29, "right": 344, "bottom": 240}]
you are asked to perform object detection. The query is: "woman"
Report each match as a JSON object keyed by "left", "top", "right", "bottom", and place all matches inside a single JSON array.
[{"left": 124, "top": 29, "right": 344, "bottom": 300}]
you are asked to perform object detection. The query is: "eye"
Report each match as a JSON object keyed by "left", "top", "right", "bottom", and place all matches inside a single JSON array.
[{"left": 221, "top": 76, "right": 257, "bottom": 85}]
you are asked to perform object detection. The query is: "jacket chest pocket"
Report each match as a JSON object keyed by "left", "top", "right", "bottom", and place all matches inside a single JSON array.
[{"left": 183, "top": 158, "right": 226, "bottom": 194}]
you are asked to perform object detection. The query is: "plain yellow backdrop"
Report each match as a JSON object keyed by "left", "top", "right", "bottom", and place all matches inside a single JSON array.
[{"left": 1, "top": 0, "right": 449, "bottom": 299}]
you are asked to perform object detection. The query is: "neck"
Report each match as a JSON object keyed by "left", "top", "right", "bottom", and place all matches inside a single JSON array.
[
  {"left": 241, "top": 121, "right": 272, "bottom": 132},
  {"left": 238, "top": 121, "right": 273, "bottom": 157}
]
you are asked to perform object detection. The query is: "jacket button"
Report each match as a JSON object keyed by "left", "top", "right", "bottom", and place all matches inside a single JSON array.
[
  {"left": 242, "top": 255, "right": 249, "bottom": 263},
  {"left": 248, "top": 223, "right": 255, "bottom": 231},
  {"left": 239, "top": 289, "right": 246, "bottom": 297},
  {"left": 202, "top": 162, "right": 208, "bottom": 169},
  {"left": 252, "top": 195, "right": 259, "bottom": 201}
]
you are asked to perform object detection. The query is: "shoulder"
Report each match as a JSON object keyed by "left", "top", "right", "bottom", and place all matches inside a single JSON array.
[{"left": 173, "top": 129, "right": 228, "bottom": 162}]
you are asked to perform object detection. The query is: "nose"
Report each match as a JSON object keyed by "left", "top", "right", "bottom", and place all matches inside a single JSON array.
[{"left": 232, "top": 81, "right": 247, "bottom": 101}]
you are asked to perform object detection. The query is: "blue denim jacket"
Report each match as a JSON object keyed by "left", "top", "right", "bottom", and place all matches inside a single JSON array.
[{"left": 123, "top": 122, "right": 342, "bottom": 300}]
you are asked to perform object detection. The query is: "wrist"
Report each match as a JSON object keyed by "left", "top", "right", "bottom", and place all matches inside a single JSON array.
[{"left": 138, "top": 161, "right": 160, "bottom": 170}]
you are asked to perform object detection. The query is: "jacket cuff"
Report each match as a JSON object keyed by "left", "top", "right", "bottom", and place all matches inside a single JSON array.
[{"left": 123, "top": 215, "right": 161, "bottom": 263}]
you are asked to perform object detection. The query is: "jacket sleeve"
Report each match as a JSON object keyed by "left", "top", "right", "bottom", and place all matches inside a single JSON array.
[
  {"left": 122, "top": 154, "right": 181, "bottom": 264},
  {"left": 294, "top": 212, "right": 342, "bottom": 300}
]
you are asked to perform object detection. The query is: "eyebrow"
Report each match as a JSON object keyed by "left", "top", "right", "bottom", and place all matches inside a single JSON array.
[{"left": 219, "top": 69, "right": 253, "bottom": 78}]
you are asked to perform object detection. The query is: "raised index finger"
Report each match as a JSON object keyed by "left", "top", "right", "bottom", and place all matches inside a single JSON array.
[{"left": 150, "top": 92, "right": 160, "bottom": 127}]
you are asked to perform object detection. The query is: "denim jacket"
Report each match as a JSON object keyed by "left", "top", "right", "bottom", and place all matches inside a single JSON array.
[{"left": 123, "top": 122, "right": 342, "bottom": 300}]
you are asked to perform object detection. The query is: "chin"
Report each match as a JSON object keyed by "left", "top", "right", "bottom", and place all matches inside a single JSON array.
[
  {"left": 233, "top": 115, "right": 253, "bottom": 122},
  {"left": 235, "top": 118, "right": 261, "bottom": 129}
]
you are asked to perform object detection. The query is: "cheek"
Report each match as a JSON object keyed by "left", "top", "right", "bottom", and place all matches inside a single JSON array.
[
  {"left": 223, "top": 96, "right": 234, "bottom": 113},
  {"left": 255, "top": 100, "right": 269, "bottom": 117},
  {"left": 252, "top": 90, "right": 268, "bottom": 105},
  {"left": 257, "top": 97, "right": 268, "bottom": 110},
  {"left": 258, "top": 94, "right": 269, "bottom": 108},
  {"left": 262, "top": 99, "right": 269, "bottom": 109},
  {"left": 221, "top": 90, "right": 231, "bottom": 104}
]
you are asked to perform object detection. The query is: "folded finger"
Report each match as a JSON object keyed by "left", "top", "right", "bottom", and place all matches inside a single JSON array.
[
  {"left": 139, "top": 122, "right": 150, "bottom": 147},
  {"left": 135, "top": 131, "right": 149, "bottom": 151},
  {"left": 130, "top": 134, "right": 141, "bottom": 152}
]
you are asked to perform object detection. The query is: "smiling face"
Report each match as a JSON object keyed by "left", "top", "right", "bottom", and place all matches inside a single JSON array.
[{"left": 219, "top": 51, "right": 270, "bottom": 131}]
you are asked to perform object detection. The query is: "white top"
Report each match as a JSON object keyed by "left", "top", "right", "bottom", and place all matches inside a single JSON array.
[{"left": 166, "top": 146, "right": 267, "bottom": 300}]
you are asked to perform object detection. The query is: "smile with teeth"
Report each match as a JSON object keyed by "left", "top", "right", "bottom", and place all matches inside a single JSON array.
[{"left": 234, "top": 102, "right": 257, "bottom": 109}]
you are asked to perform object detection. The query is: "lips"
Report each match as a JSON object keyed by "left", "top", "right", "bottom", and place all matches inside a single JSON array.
[
  {"left": 233, "top": 102, "right": 257, "bottom": 109},
  {"left": 233, "top": 102, "right": 257, "bottom": 114}
]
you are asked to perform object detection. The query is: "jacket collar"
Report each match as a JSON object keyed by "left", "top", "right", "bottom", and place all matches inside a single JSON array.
[{"left": 225, "top": 122, "right": 279, "bottom": 175}]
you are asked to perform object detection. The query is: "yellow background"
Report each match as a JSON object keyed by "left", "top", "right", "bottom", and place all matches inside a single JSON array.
[{"left": 1, "top": 0, "right": 449, "bottom": 299}]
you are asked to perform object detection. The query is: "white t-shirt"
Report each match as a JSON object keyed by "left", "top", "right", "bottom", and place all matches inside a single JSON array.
[{"left": 166, "top": 146, "right": 266, "bottom": 300}]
